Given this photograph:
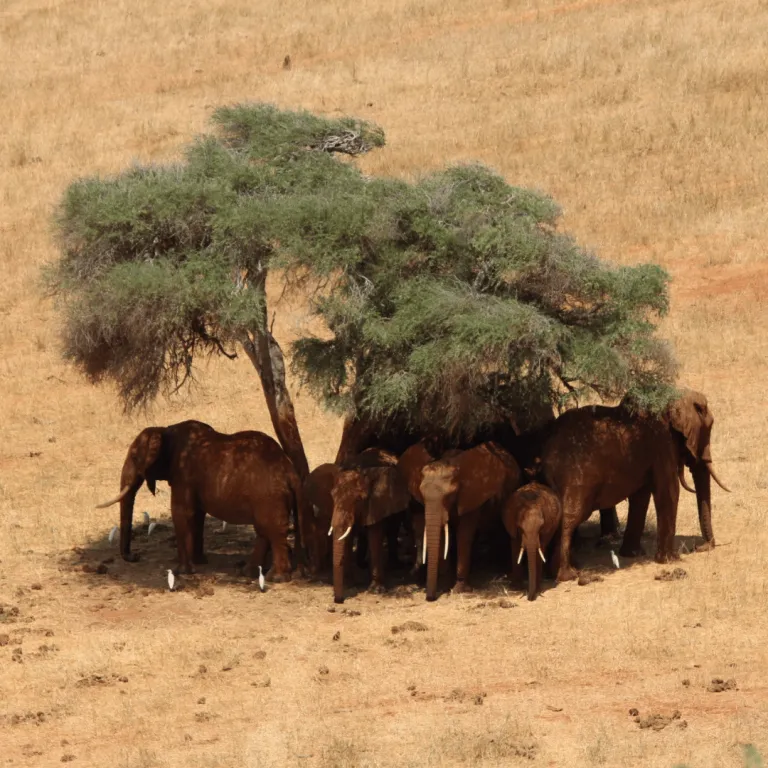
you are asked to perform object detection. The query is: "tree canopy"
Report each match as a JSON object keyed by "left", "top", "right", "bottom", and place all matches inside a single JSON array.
[{"left": 46, "top": 102, "right": 677, "bottom": 450}]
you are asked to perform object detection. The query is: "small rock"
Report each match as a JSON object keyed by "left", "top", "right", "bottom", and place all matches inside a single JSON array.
[
  {"left": 473, "top": 693, "right": 486, "bottom": 705},
  {"left": 326, "top": 606, "right": 336, "bottom": 613},
  {"left": 30, "top": 583, "right": 42, "bottom": 591},
  {"left": 198, "top": 665, "right": 207, "bottom": 675},
  {"left": 682, "top": 679, "right": 690, "bottom": 687},
  {"left": 678, "top": 720, "right": 688, "bottom": 729},
  {"left": 341, "top": 608, "right": 361, "bottom": 616},
  {"left": 628, "top": 708, "right": 639, "bottom": 717},
  {"left": 545, "top": 704, "right": 563, "bottom": 712},
  {"left": 251, "top": 675, "right": 271, "bottom": 688},
  {"left": 61, "top": 755, "right": 76, "bottom": 763},
  {"left": 197, "top": 697, "right": 206, "bottom": 705},
  {"left": 497, "top": 598, "right": 516, "bottom": 608},
  {"left": 578, "top": 573, "right": 604, "bottom": 586},
  {"left": 0, "top": 634, "right": 9, "bottom": 647},
  {"left": 332, "top": 631, "right": 340, "bottom": 641},
  {"left": 655, "top": 568, "right": 687, "bottom": 581},
  {"left": 253, "top": 650, "right": 267, "bottom": 660},
  {"left": 707, "top": 677, "right": 737, "bottom": 693},
  {"left": 118, "top": 676, "right": 128, "bottom": 683},
  {"left": 12, "top": 647, "right": 23, "bottom": 663},
  {"left": 318, "top": 666, "right": 329, "bottom": 676}
]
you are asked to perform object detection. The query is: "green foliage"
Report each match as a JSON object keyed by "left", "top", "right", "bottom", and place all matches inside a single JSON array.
[{"left": 46, "top": 102, "right": 676, "bottom": 431}]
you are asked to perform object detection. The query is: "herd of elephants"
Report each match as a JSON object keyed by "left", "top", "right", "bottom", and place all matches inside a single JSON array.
[{"left": 96, "top": 389, "right": 729, "bottom": 603}]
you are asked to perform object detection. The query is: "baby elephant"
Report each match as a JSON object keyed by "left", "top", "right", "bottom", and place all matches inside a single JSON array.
[{"left": 502, "top": 483, "right": 562, "bottom": 601}]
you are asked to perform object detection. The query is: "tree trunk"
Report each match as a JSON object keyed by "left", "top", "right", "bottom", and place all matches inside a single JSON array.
[
  {"left": 691, "top": 462, "right": 714, "bottom": 547},
  {"left": 239, "top": 272, "right": 309, "bottom": 482},
  {"left": 335, "top": 414, "right": 374, "bottom": 464}
]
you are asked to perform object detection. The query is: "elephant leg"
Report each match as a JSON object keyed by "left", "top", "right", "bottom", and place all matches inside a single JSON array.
[
  {"left": 355, "top": 528, "right": 369, "bottom": 569},
  {"left": 545, "top": 529, "right": 561, "bottom": 580},
  {"left": 410, "top": 505, "right": 425, "bottom": 576},
  {"left": 599, "top": 507, "right": 620, "bottom": 538},
  {"left": 557, "top": 493, "right": 585, "bottom": 582},
  {"left": 367, "top": 523, "right": 387, "bottom": 594},
  {"left": 619, "top": 487, "right": 652, "bottom": 557},
  {"left": 653, "top": 477, "right": 680, "bottom": 564},
  {"left": 453, "top": 514, "right": 479, "bottom": 594},
  {"left": 248, "top": 533, "right": 269, "bottom": 578},
  {"left": 385, "top": 516, "right": 403, "bottom": 568},
  {"left": 191, "top": 504, "right": 208, "bottom": 565},
  {"left": 171, "top": 491, "right": 195, "bottom": 574}
]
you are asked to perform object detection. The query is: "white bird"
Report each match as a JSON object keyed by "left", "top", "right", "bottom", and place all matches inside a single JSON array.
[
  {"left": 258, "top": 565, "right": 266, "bottom": 593},
  {"left": 143, "top": 511, "right": 151, "bottom": 526},
  {"left": 610, "top": 550, "right": 621, "bottom": 569},
  {"left": 147, "top": 521, "right": 157, "bottom": 537},
  {"left": 108, "top": 525, "right": 118, "bottom": 545},
  {"left": 221, "top": 520, "right": 227, "bottom": 532},
  {"left": 167, "top": 569, "right": 176, "bottom": 591}
]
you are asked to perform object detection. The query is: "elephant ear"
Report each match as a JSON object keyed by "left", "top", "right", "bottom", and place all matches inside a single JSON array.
[
  {"left": 668, "top": 390, "right": 713, "bottom": 461},
  {"left": 134, "top": 428, "right": 164, "bottom": 494},
  {"left": 363, "top": 467, "right": 410, "bottom": 527},
  {"left": 456, "top": 443, "right": 520, "bottom": 515}
]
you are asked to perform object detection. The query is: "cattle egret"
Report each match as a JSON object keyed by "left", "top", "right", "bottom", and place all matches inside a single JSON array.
[
  {"left": 258, "top": 565, "right": 266, "bottom": 592},
  {"left": 147, "top": 521, "right": 157, "bottom": 536},
  {"left": 143, "top": 511, "right": 151, "bottom": 526},
  {"left": 167, "top": 569, "right": 176, "bottom": 591},
  {"left": 610, "top": 550, "right": 620, "bottom": 569},
  {"left": 108, "top": 525, "right": 118, "bottom": 545},
  {"left": 221, "top": 520, "right": 227, "bottom": 532}
]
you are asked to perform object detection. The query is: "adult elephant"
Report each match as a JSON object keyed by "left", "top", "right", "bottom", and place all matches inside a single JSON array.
[
  {"left": 419, "top": 442, "right": 521, "bottom": 601},
  {"left": 329, "top": 464, "right": 411, "bottom": 603},
  {"left": 538, "top": 390, "right": 729, "bottom": 582},
  {"left": 96, "top": 420, "right": 308, "bottom": 580},
  {"left": 303, "top": 463, "right": 339, "bottom": 574}
]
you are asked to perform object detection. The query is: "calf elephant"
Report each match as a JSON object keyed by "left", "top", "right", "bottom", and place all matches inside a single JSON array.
[
  {"left": 329, "top": 464, "right": 411, "bottom": 603},
  {"left": 502, "top": 483, "right": 562, "bottom": 601},
  {"left": 539, "top": 389, "right": 729, "bottom": 582},
  {"left": 420, "top": 442, "right": 521, "bottom": 601},
  {"left": 96, "top": 420, "right": 308, "bottom": 581}
]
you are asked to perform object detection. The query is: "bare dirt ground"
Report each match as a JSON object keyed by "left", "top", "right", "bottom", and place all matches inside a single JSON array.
[{"left": 2, "top": 0, "right": 767, "bottom": 765}]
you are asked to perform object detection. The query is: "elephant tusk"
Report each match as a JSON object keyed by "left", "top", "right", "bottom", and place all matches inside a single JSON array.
[
  {"left": 95, "top": 485, "right": 131, "bottom": 509},
  {"left": 678, "top": 464, "right": 695, "bottom": 493},
  {"left": 707, "top": 463, "right": 731, "bottom": 493},
  {"left": 443, "top": 524, "right": 449, "bottom": 560},
  {"left": 338, "top": 526, "right": 352, "bottom": 541},
  {"left": 328, "top": 525, "right": 333, "bottom": 537},
  {"left": 517, "top": 547, "right": 524, "bottom": 565},
  {"left": 538, "top": 547, "right": 546, "bottom": 563},
  {"left": 422, "top": 534, "right": 427, "bottom": 566}
]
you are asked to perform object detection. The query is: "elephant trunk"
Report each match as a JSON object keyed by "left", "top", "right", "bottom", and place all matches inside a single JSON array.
[
  {"left": 332, "top": 533, "right": 346, "bottom": 604},
  {"left": 526, "top": 537, "right": 541, "bottom": 601},
  {"left": 425, "top": 511, "right": 443, "bottom": 602},
  {"left": 119, "top": 483, "right": 141, "bottom": 562},
  {"left": 691, "top": 461, "right": 714, "bottom": 545}
]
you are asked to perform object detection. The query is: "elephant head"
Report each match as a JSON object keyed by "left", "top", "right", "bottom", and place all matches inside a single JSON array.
[
  {"left": 667, "top": 389, "right": 730, "bottom": 547},
  {"left": 329, "top": 466, "right": 410, "bottom": 603},
  {"left": 96, "top": 426, "right": 170, "bottom": 562},
  {"left": 419, "top": 443, "right": 521, "bottom": 601}
]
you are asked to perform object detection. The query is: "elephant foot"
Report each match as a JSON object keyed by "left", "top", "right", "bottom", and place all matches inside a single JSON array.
[
  {"left": 595, "top": 534, "right": 622, "bottom": 549},
  {"left": 264, "top": 566, "right": 292, "bottom": 583},
  {"left": 291, "top": 564, "right": 308, "bottom": 580},
  {"left": 192, "top": 554, "right": 208, "bottom": 565},
  {"left": 334, "top": 595, "right": 345, "bottom": 604},
  {"left": 179, "top": 564, "right": 196, "bottom": 575},
  {"left": 368, "top": 582, "right": 387, "bottom": 595},
  {"left": 619, "top": 544, "right": 645, "bottom": 558},
  {"left": 695, "top": 539, "right": 716, "bottom": 552},
  {"left": 556, "top": 564, "right": 578, "bottom": 583},
  {"left": 654, "top": 551, "right": 680, "bottom": 565},
  {"left": 451, "top": 580, "right": 472, "bottom": 594},
  {"left": 122, "top": 553, "right": 140, "bottom": 563}
]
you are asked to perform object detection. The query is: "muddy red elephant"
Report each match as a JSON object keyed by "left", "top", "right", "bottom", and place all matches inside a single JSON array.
[
  {"left": 538, "top": 390, "right": 730, "bottom": 582},
  {"left": 502, "top": 482, "right": 562, "bottom": 601},
  {"left": 96, "top": 420, "right": 309, "bottom": 580},
  {"left": 419, "top": 442, "right": 521, "bottom": 601}
]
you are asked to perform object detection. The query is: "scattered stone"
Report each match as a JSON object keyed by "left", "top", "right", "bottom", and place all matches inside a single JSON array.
[
  {"left": 251, "top": 675, "right": 271, "bottom": 688},
  {"left": 473, "top": 693, "right": 486, "bottom": 705},
  {"left": 628, "top": 708, "right": 639, "bottom": 717},
  {"left": 198, "top": 665, "right": 207, "bottom": 675},
  {"left": 545, "top": 704, "right": 563, "bottom": 712},
  {"left": 197, "top": 697, "right": 206, "bottom": 705},
  {"left": 194, "top": 712, "right": 215, "bottom": 722},
  {"left": 578, "top": 573, "right": 604, "bottom": 586},
  {"left": 118, "top": 676, "right": 128, "bottom": 683},
  {"left": 497, "top": 598, "right": 516, "bottom": 609},
  {"left": 0, "top": 634, "right": 9, "bottom": 647},
  {"left": 682, "top": 679, "right": 690, "bottom": 687},
  {"left": 253, "top": 650, "right": 267, "bottom": 660},
  {"left": 11, "top": 647, "right": 23, "bottom": 663},
  {"left": 326, "top": 606, "right": 336, "bottom": 613},
  {"left": 636, "top": 710, "right": 682, "bottom": 731},
  {"left": 332, "top": 631, "right": 341, "bottom": 641},
  {"left": 30, "top": 583, "right": 42, "bottom": 591},
  {"left": 318, "top": 666, "right": 329, "bottom": 676},
  {"left": 655, "top": 568, "right": 687, "bottom": 582},
  {"left": 707, "top": 678, "right": 737, "bottom": 693},
  {"left": 60, "top": 754, "right": 75, "bottom": 762},
  {"left": 341, "top": 608, "right": 361, "bottom": 617},
  {"left": 391, "top": 621, "right": 428, "bottom": 635}
]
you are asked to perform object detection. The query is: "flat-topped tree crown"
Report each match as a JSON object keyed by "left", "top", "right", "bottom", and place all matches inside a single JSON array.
[{"left": 45, "top": 102, "right": 676, "bottom": 462}]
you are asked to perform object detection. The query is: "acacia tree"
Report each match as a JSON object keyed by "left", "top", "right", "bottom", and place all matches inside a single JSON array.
[{"left": 46, "top": 102, "right": 677, "bottom": 474}]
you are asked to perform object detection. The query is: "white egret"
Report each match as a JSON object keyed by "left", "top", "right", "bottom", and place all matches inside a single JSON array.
[
  {"left": 147, "top": 521, "right": 157, "bottom": 536},
  {"left": 108, "top": 525, "right": 118, "bottom": 545},
  {"left": 143, "top": 511, "right": 151, "bottom": 526},
  {"left": 167, "top": 569, "right": 176, "bottom": 591},
  {"left": 221, "top": 520, "right": 227, "bottom": 532},
  {"left": 610, "top": 550, "right": 620, "bottom": 569},
  {"left": 258, "top": 565, "right": 266, "bottom": 593}
]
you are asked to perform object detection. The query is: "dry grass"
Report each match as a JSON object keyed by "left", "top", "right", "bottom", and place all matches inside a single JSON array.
[{"left": 2, "top": 0, "right": 768, "bottom": 765}]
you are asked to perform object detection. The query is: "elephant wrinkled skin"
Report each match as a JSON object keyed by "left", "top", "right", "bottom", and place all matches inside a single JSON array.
[
  {"left": 96, "top": 420, "right": 308, "bottom": 581},
  {"left": 539, "top": 390, "right": 729, "bottom": 582}
]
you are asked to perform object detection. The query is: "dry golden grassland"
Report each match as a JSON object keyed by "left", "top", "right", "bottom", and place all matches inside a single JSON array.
[{"left": 2, "top": 0, "right": 768, "bottom": 765}]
